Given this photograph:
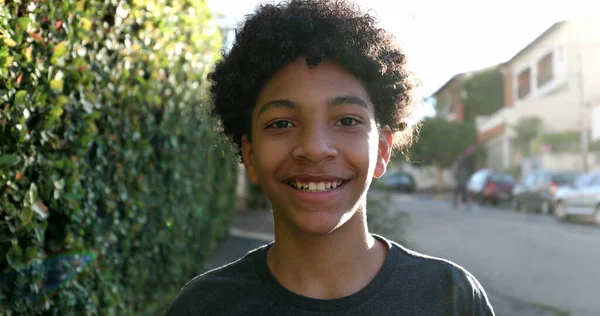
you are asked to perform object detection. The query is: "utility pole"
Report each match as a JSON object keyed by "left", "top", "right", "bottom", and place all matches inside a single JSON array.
[{"left": 577, "top": 54, "right": 590, "bottom": 172}]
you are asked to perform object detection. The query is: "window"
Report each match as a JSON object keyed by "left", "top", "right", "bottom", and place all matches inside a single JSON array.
[
  {"left": 574, "top": 173, "right": 595, "bottom": 188},
  {"left": 469, "top": 170, "right": 489, "bottom": 189},
  {"left": 490, "top": 173, "right": 514, "bottom": 184},
  {"left": 523, "top": 174, "right": 536, "bottom": 187},
  {"left": 537, "top": 52, "right": 554, "bottom": 88},
  {"left": 534, "top": 172, "right": 549, "bottom": 186},
  {"left": 551, "top": 172, "right": 579, "bottom": 185},
  {"left": 590, "top": 172, "right": 600, "bottom": 186},
  {"left": 517, "top": 68, "right": 531, "bottom": 99}
]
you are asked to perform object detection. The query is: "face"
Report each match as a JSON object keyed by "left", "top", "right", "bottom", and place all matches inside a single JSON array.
[{"left": 242, "top": 58, "right": 393, "bottom": 236}]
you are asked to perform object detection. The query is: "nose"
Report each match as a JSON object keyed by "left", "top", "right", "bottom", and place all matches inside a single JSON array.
[{"left": 292, "top": 123, "right": 337, "bottom": 162}]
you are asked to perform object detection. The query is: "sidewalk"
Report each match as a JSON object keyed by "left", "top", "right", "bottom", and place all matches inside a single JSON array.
[
  {"left": 204, "top": 209, "right": 274, "bottom": 271},
  {"left": 230, "top": 208, "right": 274, "bottom": 241}
]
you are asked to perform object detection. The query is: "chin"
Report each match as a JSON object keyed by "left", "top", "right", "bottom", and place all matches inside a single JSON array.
[{"left": 288, "top": 208, "right": 357, "bottom": 236}]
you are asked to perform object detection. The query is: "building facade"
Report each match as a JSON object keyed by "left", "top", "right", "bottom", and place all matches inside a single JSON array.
[{"left": 476, "top": 19, "right": 600, "bottom": 171}]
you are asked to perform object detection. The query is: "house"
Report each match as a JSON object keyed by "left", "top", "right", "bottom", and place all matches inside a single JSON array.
[
  {"left": 406, "top": 67, "right": 498, "bottom": 191},
  {"left": 432, "top": 65, "right": 502, "bottom": 122},
  {"left": 594, "top": 103, "right": 600, "bottom": 142},
  {"left": 432, "top": 74, "right": 466, "bottom": 122},
  {"left": 475, "top": 19, "right": 600, "bottom": 172}
]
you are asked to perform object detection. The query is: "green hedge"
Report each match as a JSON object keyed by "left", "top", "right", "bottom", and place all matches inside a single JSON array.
[
  {"left": 0, "top": 0, "right": 237, "bottom": 314},
  {"left": 540, "top": 131, "right": 580, "bottom": 152},
  {"left": 592, "top": 140, "right": 600, "bottom": 152}
]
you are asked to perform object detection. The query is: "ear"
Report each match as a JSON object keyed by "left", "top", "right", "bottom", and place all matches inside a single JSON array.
[
  {"left": 241, "top": 134, "right": 260, "bottom": 184},
  {"left": 374, "top": 126, "right": 393, "bottom": 179}
]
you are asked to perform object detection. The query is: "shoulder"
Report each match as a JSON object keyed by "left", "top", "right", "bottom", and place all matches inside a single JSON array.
[
  {"left": 396, "top": 242, "right": 482, "bottom": 286},
  {"left": 388, "top": 240, "right": 495, "bottom": 315},
  {"left": 165, "top": 246, "right": 266, "bottom": 315}
]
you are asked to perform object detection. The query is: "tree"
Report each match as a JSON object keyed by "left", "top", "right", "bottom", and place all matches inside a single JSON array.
[
  {"left": 407, "top": 117, "right": 477, "bottom": 192},
  {"left": 462, "top": 68, "right": 505, "bottom": 122},
  {"left": 514, "top": 117, "right": 543, "bottom": 156}
]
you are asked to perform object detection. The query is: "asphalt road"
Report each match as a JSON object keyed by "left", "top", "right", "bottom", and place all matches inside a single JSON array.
[{"left": 391, "top": 194, "right": 600, "bottom": 316}]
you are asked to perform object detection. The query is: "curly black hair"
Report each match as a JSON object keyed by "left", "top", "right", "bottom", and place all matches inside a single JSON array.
[{"left": 208, "top": 0, "right": 418, "bottom": 160}]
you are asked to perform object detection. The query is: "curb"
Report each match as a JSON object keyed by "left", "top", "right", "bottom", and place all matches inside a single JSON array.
[{"left": 229, "top": 227, "right": 274, "bottom": 242}]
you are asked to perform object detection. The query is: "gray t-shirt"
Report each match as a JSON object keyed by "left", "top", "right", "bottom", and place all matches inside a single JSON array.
[{"left": 166, "top": 235, "right": 495, "bottom": 315}]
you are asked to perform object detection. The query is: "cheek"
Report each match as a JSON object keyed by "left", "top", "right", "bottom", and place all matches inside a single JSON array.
[
  {"left": 252, "top": 138, "right": 289, "bottom": 180},
  {"left": 337, "top": 131, "right": 378, "bottom": 165},
  {"left": 362, "top": 130, "right": 382, "bottom": 176}
]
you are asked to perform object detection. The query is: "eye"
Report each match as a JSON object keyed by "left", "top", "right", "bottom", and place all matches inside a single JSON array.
[
  {"left": 266, "top": 120, "right": 294, "bottom": 129},
  {"left": 335, "top": 117, "right": 361, "bottom": 126}
]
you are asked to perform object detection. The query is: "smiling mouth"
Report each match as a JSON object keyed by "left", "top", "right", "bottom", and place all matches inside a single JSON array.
[{"left": 286, "top": 180, "right": 347, "bottom": 192}]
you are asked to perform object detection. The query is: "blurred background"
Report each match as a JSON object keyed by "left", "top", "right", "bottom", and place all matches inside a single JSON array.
[{"left": 1, "top": 0, "right": 599, "bottom": 315}]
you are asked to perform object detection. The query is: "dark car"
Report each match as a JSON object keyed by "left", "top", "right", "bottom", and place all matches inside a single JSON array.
[
  {"left": 513, "top": 170, "right": 580, "bottom": 214},
  {"left": 467, "top": 169, "right": 515, "bottom": 205},
  {"left": 375, "top": 171, "right": 417, "bottom": 193}
]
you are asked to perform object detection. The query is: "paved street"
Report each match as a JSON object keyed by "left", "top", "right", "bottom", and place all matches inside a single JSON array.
[{"left": 392, "top": 194, "right": 600, "bottom": 316}]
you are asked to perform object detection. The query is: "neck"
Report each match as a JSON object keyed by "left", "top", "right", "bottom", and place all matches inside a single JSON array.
[{"left": 267, "top": 207, "right": 387, "bottom": 300}]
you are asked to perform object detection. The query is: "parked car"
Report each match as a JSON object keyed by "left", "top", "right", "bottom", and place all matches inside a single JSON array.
[
  {"left": 374, "top": 171, "right": 416, "bottom": 193},
  {"left": 553, "top": 169, "right": 600, "bottom": 224},
  {"left": 467, "top": 169, "right": 515, "bottom": 205},
  {"left": 512, "top": 170, "right": 580, "bottom": 214}
]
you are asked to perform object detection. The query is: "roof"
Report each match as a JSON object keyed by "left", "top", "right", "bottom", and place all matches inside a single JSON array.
[
  {"left": 506, "top": 21, "right": 567, "bottom": 64},
  {"left": 431, "top": 73, "right": 464, "bottom": 97},
  {"left": 431, "top": 22, "right": 567, "bottom": 98},
  {"left": 431, "top": 63, "right": 503, "bottom": 98}
]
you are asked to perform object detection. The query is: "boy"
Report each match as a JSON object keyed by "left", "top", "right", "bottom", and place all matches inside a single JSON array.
[{"left": 167, "top": 0, "right": 495, "bottom": 315}]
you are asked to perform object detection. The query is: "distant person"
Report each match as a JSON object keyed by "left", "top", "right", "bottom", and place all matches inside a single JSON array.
[
  {"left": 166, "top": 1, "right": 494, "bottom": 315},
  {"left": 454, "top": 145, "right": 476, "bottom": 208}
]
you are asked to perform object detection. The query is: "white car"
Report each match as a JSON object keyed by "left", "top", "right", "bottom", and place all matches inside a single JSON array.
[{"left": 553, "top": 170, "right": 600, "bottom": 224}]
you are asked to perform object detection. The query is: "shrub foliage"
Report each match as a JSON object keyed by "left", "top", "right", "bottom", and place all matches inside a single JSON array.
[{"left": 0, "top": 0, "right": 236, "bottom": 313}]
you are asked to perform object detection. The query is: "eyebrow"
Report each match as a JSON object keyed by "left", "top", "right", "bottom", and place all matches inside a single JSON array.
[
  {"left": 257, "top": 95, "right": 369, "bottom": 116},
  {"left": 327, "top": 95, "right": 368, "bottom": 109}
]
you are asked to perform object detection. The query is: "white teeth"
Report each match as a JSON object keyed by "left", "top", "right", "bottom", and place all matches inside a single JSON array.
[{"left": 288, "top": 180, "right": 345, "bottom": 192}]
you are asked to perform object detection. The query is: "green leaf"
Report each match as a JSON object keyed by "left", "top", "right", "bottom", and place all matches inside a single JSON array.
[
  {"left": 55, "top": 95, "right": 69, "bottom": 108},
  {"left": 24, "top": 247, "right": 38, "bottom": 260},
  {"left": 53, "top": 159, "right": 66, "bottom": 169},
  {"left": 4, "top": 37, "right": 17, "bottom": 47},
  {"left": 15, "top": 90, "right": 27, "bottom": 105},
  {"left": 53, "top": 41, "right": 67, "bottom": 58},
  {"left": 50, "top": 79, "right": 64, "bottom": 92},
  {"left": 0, "top": 45, "right": 8, "bottom": 58},
  {"left": 34, "top": 223, "right": 46, "bottom": 243},
  {"left": 6, "top": 243, "right": 23, "bottom": 268},
  {"left": 25, "top": 183, "right": 38, "bottom": 206},
  {"left": 80, "top": 135, "right": 92, "bottom": 147},
  {"left": 36, "top": 91, "right": 48, "bottom": 106},
  {"left": 21, "top": 205, "right": 33, "bottom": 224},
  {"left": 0, "top": 154, "right": 19, "bottom": 166},
  {"left": 49, "top": 106, "right": 64, "bottom": 118},
  {"left": 89, "top": 110, "right": 102, "bottom": 120},
  {"left": 79, "top": 17, "right": 92, "bottom": 32},
  {"left": 17, "top": 17, "right": 30, "bottom": 32},
  {"left": 51, "top": 41, "right": 67, "bottom": 64}
]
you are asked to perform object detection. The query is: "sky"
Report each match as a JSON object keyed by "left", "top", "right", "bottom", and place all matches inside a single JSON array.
[{"left": 207, "top": 0, "right": 600, "bottom": 119}]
